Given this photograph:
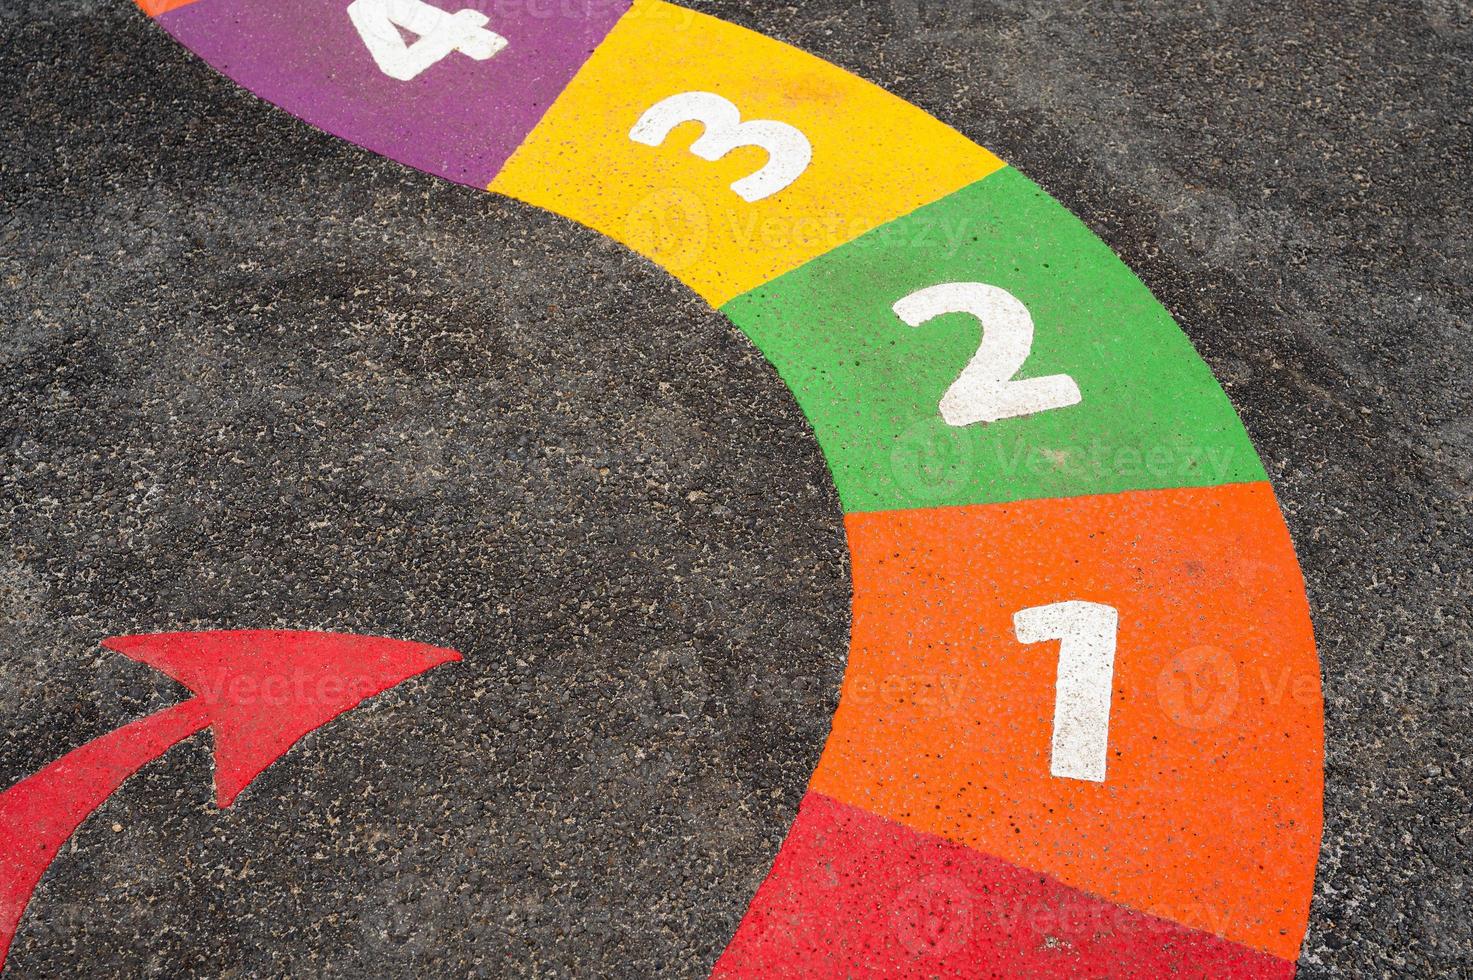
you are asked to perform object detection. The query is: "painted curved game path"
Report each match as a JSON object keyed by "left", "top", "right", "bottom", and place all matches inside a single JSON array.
[{"left": 1, "top": 0, "right": 1325, "bottom": 974}]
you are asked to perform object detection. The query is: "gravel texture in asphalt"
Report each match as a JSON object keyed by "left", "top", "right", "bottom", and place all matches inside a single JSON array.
[{"left": 2, "top": 0, "right": 1470, "bottom": 977}]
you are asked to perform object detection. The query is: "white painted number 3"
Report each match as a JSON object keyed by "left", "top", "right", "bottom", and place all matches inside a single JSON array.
[
  {"left": 629, "top": 92, "right": 813, "bottom": 202},
  {"left": 1013, "top": 600, "right": 1119, "bottom": 783},
  {"left": 893, "top": 282, "right": 1082, "bottom": 426},
  {"left": 347, "top": 0, "right": 507, "bottom": 81}
]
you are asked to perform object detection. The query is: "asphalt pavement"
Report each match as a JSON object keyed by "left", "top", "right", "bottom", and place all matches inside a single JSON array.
[{"left": 1, "top": 0, "right": 1470, "bottom": 976}]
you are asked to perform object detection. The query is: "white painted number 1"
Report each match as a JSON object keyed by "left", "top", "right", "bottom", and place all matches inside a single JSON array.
[
  {"left": 347, "top": 0, "right": 507, "bottom": 81},
  {"left": 1013, "top": 600, "right": 1119, "bottom": 783},
  {"left": 629, "top": 92, "right": 813, "bottom": 202},
  {"left": 894, "top": 282, "right": 1082, "bottom": 426}
]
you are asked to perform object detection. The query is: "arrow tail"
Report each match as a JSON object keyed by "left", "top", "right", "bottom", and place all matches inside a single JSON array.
[
  {"left": 0, "top": 630, "right": 460, "bottom": 972},
  {"left": 0, "top": 698, "right": 210, "bottom": 969}
]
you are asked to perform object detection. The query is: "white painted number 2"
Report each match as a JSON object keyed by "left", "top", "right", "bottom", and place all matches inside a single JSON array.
[
  {"left": 347, "top": 0, "right": 507, "bottom": 81},
  {"left": 629, "top": 92, "right": 813, "bottom": 203},
  {"left": 893, "top": 282, "right": 1082, "bottom": 426},
  {"left": 1013, "top": 600, "right": 1119, "bottom": 783}
]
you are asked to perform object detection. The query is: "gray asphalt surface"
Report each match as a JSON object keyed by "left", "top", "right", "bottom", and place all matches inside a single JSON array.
[{"left": 2, "top": 0, "right": 1470, "bottom": 977}]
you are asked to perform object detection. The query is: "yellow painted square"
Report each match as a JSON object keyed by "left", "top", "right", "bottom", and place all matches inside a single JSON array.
[{"left": 490, "top": 0, "right": 1006, "bottom": 306}]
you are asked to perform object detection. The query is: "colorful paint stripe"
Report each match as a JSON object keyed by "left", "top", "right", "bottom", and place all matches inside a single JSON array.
[
  {"left": 155, "top": 0, "right": 631, "bottom": 187},
  {"left": 125, "top": 0, "right": 1326, "bottom": 972},
  {"left": 724, "top": 167, "right": 1267, "bottom": 512},
  {"left": 715, "top": 792, "right": 1296, "bottom": 977},
  {"left": 810, "top": 482, "right": 1322, "bottom": 959},
  {"left": 490, "top": 0, "right": 1004, "bottom": 306}
]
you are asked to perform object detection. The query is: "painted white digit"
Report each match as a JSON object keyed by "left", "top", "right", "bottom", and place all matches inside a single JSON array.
[
  {"left": 893, "top": 282, "right": 1082, "bottom": 426},
  {"left": 628, "top": 91, "right": 813, "bottom": 203},
  {"left": 1013, "top": 600, "right": 1119, "bottom": 783},
  {"left": 347, "top": 0, "right": 507, "bottom": 82}
]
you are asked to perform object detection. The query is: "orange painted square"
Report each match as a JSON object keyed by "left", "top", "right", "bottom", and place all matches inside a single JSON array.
[{"left": 811, "top": 482, "right": 1322, "bottom": 959}]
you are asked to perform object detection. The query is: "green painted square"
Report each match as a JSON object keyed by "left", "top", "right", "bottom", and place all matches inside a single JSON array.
[{"left": 722, "top": 167, "right": 1267, "bottom": 513}]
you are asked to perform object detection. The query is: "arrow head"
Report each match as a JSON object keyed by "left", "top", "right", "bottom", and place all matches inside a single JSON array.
[{"left": 100, "top": 631, "right": 461, "bottom": 807}]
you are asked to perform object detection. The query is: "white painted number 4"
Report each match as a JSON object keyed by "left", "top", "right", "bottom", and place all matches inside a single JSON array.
[
  {"left": 347, "top": 0, "right": 507, "bottom": 81},
  {"left": 894, "top": 282, "right": 1082, "bottom": 426}
]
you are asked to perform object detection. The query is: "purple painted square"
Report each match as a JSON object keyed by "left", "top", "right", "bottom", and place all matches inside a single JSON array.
[{"left": 158, "top": 0, "right": 632, "bottom": 187}]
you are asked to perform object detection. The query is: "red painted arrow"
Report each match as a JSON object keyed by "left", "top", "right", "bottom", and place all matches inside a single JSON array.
[{"left": 0, "top": 630, "right": 460, "bottom": 971}]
